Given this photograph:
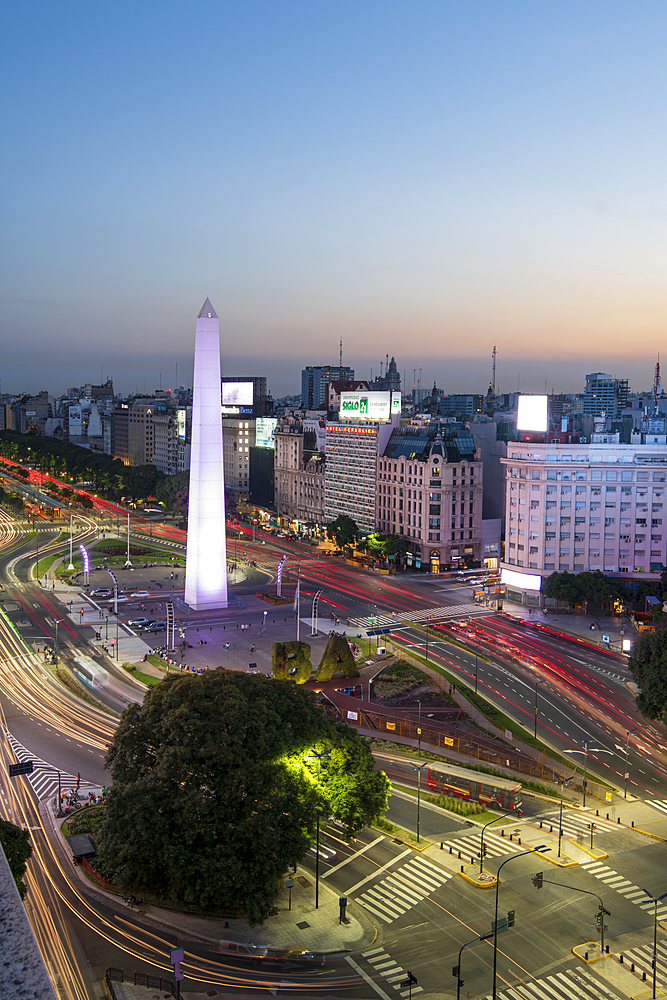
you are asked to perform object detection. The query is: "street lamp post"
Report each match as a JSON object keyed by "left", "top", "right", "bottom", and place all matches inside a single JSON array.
[
  {"left": 311, "top": 748, "right": 331, "bottom": 910},
  {"left": 417, "top": 699, "right": 422, "bottom": 759},
  {"left": 642, "top": 889, "right": 667, "bottom": 1000},
  {"left": 534, "top": 678, "right": 545, "bottom": 739},
  {"left": 492, "top": 847, "right": 549, "bottom": 1000},
  {"left": 53, "top": 618, "right": 66, "bottom": 666},
  {"left": 556, "top": 775, "right": 574, "bottom": 858},
  {"left": 479, "top": 811, "right": 517, "bottom": 873},
  {"left": 624, "top": 727, "right": 638, "bottom": 798},
  {"left": 409, "top": 761, "right": 429, "bottom": 843},
  {"left": 475, "top": 653, "right": 478, "bottom": 695}
]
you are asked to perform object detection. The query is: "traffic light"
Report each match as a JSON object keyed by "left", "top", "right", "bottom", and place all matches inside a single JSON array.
[
  {"left": 595, "top": 912, "right": 602, "bottom": 930},
  {"left": 531, "top": 872, "right": 543, "bottom": 889},
  {"left": 507, "top": 910, "right": 515, "bottom": 928},
  {"left": 452, "top": 966, "right": 460, "bottom": 978}
]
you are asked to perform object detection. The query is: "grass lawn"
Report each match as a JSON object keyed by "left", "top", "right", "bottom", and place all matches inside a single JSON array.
[{"left": 37, "top": 554, "right": 60, "bottom": 576}]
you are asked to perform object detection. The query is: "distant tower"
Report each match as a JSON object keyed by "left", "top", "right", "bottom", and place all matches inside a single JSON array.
[{"left": 184, "top": 298, "right": 228, "bottom": 610}]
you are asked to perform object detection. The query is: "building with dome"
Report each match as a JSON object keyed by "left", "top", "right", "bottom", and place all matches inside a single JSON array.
[{"left": 376, "top": 422, "right": 483, "bottom": 571}]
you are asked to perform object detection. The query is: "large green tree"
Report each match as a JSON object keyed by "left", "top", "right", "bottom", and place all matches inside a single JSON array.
[
  {"left": 628, "top": 630, "right": 667, "bottom": 724},
  {"left": 99, "top": 670, "right": 388, "bottom": 922},
  {"left": 542, "top": 570, "right": 628, "bottom": 608},
  {"left": 326, "top": 514, "right": 359, "bottom": 549},
  {"left": 0, "top": 817, "right": 32, "bottom": 899}
]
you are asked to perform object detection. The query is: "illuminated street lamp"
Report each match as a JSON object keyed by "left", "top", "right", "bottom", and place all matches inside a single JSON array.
[{"left": 641, "top": 888, "right": 667, "bottom": 1000}]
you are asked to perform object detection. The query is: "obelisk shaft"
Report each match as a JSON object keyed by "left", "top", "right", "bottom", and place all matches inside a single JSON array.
[{"left": 184, "top": 299, "right": 228, "bottom": 609}]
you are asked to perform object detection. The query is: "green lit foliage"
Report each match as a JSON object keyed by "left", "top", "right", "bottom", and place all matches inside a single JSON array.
[
  {"left": 629, "top": 629, "right": 667, "bottom": 725},
  {"left": 98, "top": 669, "right": 386, "bottom": 923},
  {"left": 0, "top": 817, "right": 32, "bottom": 899},
  {"left": 271, "top": 641, "right": 314, "bottom": 682},
  {"left": 314, "top": 634, "right": 360, "bottom": 682}
]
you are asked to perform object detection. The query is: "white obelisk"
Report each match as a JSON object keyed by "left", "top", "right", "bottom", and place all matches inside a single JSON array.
[{"left": 184, "top": 298, "right": 228, "bottom": 609}]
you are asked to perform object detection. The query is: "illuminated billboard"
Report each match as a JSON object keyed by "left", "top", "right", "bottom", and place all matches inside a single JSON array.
[
  {"left": 177, "top": 409, "right": 186, "bottom": 440},
  {"left": 517, "top": 394, "right": 548, "bottom": 432},
  {"left": 256, "top": 417, "right": 277, "bottom": 449},
  {"left": 340, "top": 391, "right": 392, "bottom": 422},
  {"left": 391, "top": 391, "right": 402, "bottom": 415},
  {"left": 501, "top": 568, "right": 542, "bottom": 592},
  {"left": 222, "top": 382, "right": 253, "bottom": 406}
]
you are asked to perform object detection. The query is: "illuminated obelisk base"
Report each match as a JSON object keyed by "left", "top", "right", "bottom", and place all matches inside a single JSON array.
[{"left": 184, "top": 298, "right": 229, "bottom": 610}]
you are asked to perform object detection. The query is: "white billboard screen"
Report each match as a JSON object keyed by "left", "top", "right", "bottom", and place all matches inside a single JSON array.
[
  {"left": 517, "top": 394, "right": 548, "bottom": 432},
  {"left": 501, "top": 568, "right": 542, "bottom": 591},
  {"left": 222, "top": 382, "right": 253, "bottom": 406},
  {"left": 177, "top": 409, "right": 186, "bottom": 440},
  {"left": 340, "top": 391, "right": 391, "bottom": 422},
  {"left": 256, "top": 417, "right": 277, "bottom": 449}
]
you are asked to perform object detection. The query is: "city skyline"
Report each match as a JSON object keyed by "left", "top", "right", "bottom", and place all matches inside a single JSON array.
[{"left": 2, "top": 2, "right": 666, "bottom": 396}]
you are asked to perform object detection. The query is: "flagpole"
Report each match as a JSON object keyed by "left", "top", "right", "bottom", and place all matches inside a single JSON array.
[{"left": 296, "top": 569, "right": 301, "bottom": 642}]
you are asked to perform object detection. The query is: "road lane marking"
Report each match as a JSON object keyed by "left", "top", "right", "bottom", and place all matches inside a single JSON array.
[
  {"left": 346, "top": 848, "right": 412, "bottom": 894},
  {"left": 321, "top": 835, "right": 385, "bottom": 879}
]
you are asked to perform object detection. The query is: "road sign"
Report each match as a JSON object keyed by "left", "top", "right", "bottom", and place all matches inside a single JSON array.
[
  {"left": 9, "top": 761, "right": 34, "bottom": 777},
  {"left": 602, "top": 634, "right": 610, "bottom": 643},
  {"left": 492, "top": 917, "right": 508, "bottom": 934},
  {"left": 366, "top": 627, "right": 393, "bottom": 636}
]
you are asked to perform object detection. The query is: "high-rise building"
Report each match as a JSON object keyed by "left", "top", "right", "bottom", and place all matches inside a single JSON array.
[
  {"left": 583, "top": 373, "right": 630, "bottom": 418},
  {"left": 324, "top": 420, "right": 395, "bottom": 533},
  {"left": 377, "top": 423, "right": 483, "bottom": 572},
  {"left": 302, "top": 366, "right": 354, "bottom": 409},
  {"left": 500, "top": 441, "right": 667, "bottom": 606},
  {"left": 274, "top": 413, "right": 326, "bottom": 531},
  {"left": 184, "top": 299, "right": 228, "bottom": 610}
]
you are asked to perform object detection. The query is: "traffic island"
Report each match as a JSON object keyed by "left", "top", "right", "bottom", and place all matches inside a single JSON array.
[
  {"left": 570, "top": 839, "right": 607, "bottom": 860},
  {"left": 573, "top": 942, "right": 608, "bottom": 964},
  {"left": 630, "top": 990, "right": 667, "bottom": 1000},
  {"left": 533, "top": 846, "right": 578, "bottom": 867},
  {"left": 458, "top": 863, "right": 497, "bottom": 889}
]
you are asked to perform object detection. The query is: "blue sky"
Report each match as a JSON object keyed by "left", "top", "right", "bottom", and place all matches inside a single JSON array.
[{"left": 1, "top": 2, "right": 666, "bottom": 397}]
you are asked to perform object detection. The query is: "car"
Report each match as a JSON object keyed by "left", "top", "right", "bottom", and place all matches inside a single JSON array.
[
  {"left": 91, "top": 588, "right": 112, "bottom": 598},
  {"left": 105, "top": 595, "right": 128, "bottom": 603},
  {"left": 128, "top": 617, "right": 150, "bottom": 627},
  {"left": 144, "top": 622, "right": 166, "bottom": 632},
  {"left": 132, "top": 590, "right": 150, "bottom": 598}
]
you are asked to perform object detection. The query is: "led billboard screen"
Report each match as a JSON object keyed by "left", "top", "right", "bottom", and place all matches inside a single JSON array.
[
  {"left": 517, "top": 394, "right": 548, "bottom": 432},
  {"left": 177, "top": 409, "right": 186, "bottom": 440},
  {"left": 340, "top": 391, "right": 391, "bottom": 422},
  {"left": 501, "top": 568, "right": 542, "bottom": 591},
  {"left": 222, "top": 382, "right": 253, "bottom": 406},
  {"left": 255, "top": 417, "right": 277, "bottom": 449}
]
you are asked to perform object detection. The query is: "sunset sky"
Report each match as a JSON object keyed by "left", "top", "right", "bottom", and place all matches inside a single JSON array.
[{"left": 1, "top": 1, "right": 666, "bottom": 397}]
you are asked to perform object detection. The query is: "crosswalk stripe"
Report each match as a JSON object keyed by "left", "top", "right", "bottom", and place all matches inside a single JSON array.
[
  {"left": 415, "top": 857, "right": 452, "bottom": 878},
  {"left": 365, "top": 891, "right": 405, "bottom": 917},
  {"left": 362, "top": 947, "right": 385, "bottom": 957},
  {"left": 401, "top": 867, "right": 441, "bottom": 892},
  {"left": 4, "top": 728, "right": 98, "bottom": 802},
  {"left": 648, "top": 799, "right": 667, "bottom": 815},
  {"left": 351, "top": 603, "right": 495, "bottom": 629},
  {"left": 383, "top": 878, "right": 422, "bottom": 905},
  {"left": 399, "top": 989, "right": 423, "bottom": 997},
  {"left": 357, "top": 898, "right": 394, "bottom": 922},
  {"left": 491, "top": 971, "right": 624, "bottom": 1000},
  {"left": 374, "top": 961, "right": 399, "bottom": 971},
  {"left": 408, "top": 860, "right": 448, "bottom": 884}
]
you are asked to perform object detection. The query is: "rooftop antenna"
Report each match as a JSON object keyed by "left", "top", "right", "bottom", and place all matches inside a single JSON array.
[
  {"left": 339, "top": 338, "right": 343, "bottom": 367},
  {"left": 492, "top": 344, "right": 497, "bottom": 395},
  {"left": 175, "top": 362, "right": 178, "bottom": 387},
  {"left": 654, "top": 354, "right": 661, "bottom": 415}
]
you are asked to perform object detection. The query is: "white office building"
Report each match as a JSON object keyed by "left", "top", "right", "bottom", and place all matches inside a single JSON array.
[{"left": 501, "top": 441, "right": 667, "bottom": 603}]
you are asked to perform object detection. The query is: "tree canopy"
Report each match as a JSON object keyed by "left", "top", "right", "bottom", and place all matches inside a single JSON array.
[
  {"left": 99, "top": 669, "right": 388, "bottom": 922},
  {"left": 326, "top": 514, "right": 359, "bottom": 549},
  {"left": 542, "top": 570, "right": 628, "bottom": 607},
  {"left": 0, "top": 817, "right": 32, "bottom": 899},
  {"left": 629, "top": 630, "right": 667, "bottom": 725}
]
